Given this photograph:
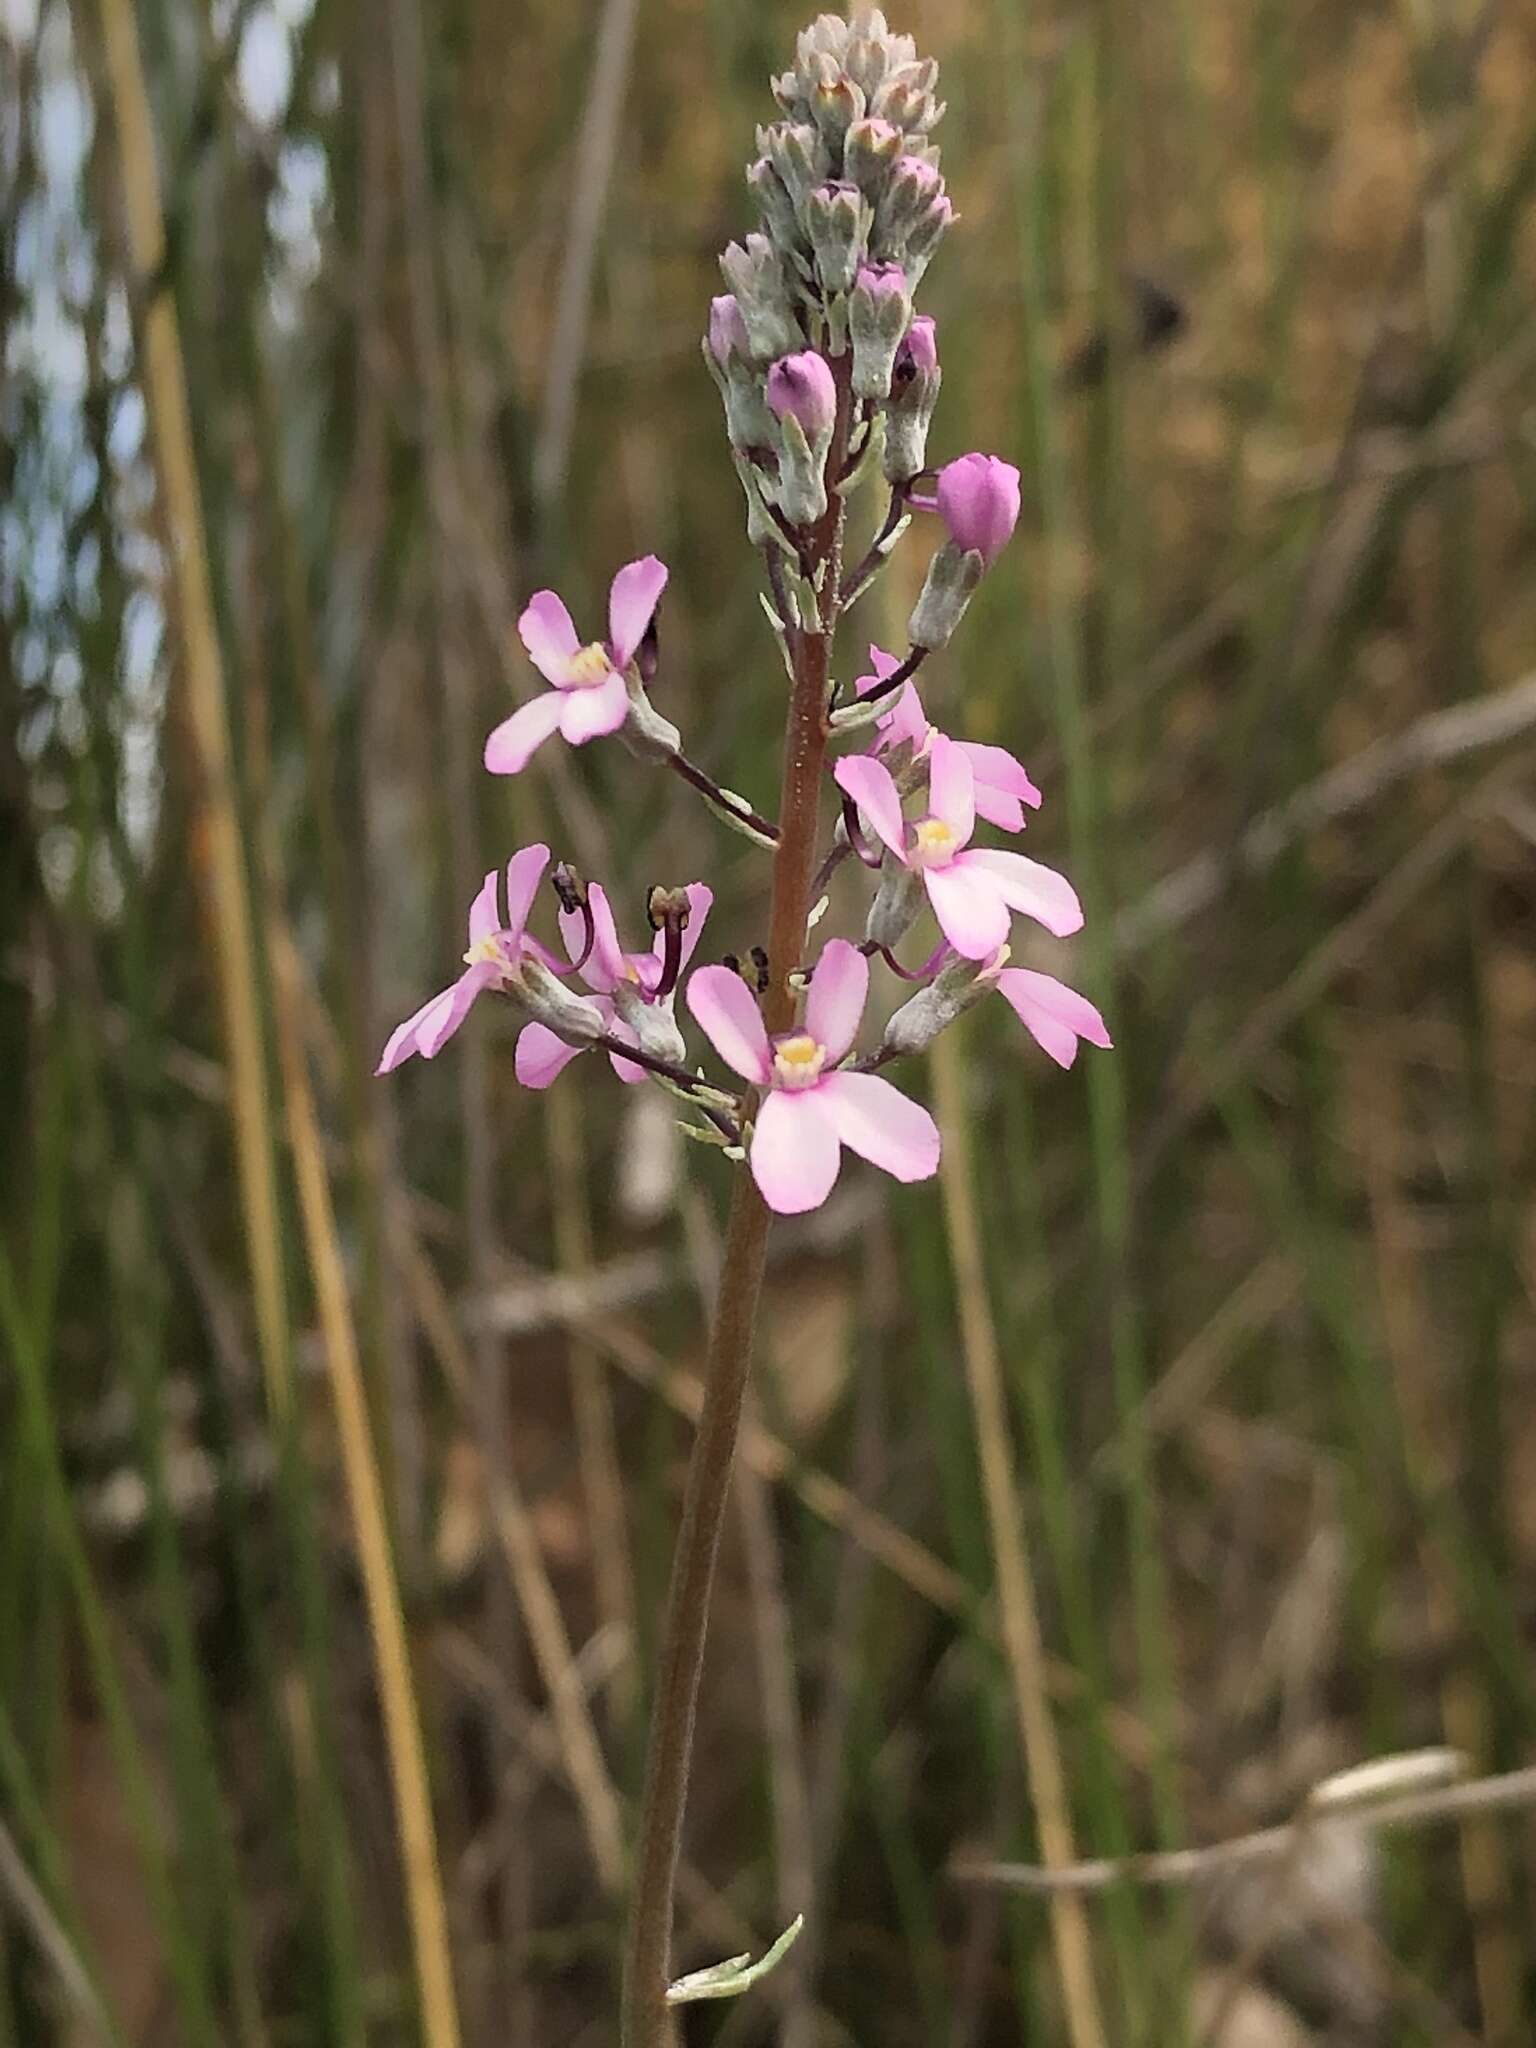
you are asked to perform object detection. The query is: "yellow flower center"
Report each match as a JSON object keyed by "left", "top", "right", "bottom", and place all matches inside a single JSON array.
[
  {"left": 463, "top": 935, "right": 504, "bottom": 968},
  {"left": 566, "top": 642, "right": 614, "bottom": 687},
  {"left": 910, "top": 816, "right": 956, "bottom": 867},
  {"left": 772, "top": 1033, "right": 827, "bottom": 1092}
]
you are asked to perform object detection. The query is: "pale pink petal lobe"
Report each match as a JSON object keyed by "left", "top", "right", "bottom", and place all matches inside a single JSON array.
[
  {"left": 466, "top": 869, "right": 501, "bottom": 945},
  {"left": 502, "top": 843, "right": 552, "bottom": 936},
  {"left": 607, "top": 555, "right": 669, "bottom": 667},
  {"left": 484, "top": 691, "right": 565, "bottom": 775},
  {"left": 833, "top": 754, "right": 908, "bottom": 859},
  {"left": 817, "top": 1071, "right": 941, "bottom": 1183},
  {"left": 518, "top": 591, "right": 581, "bottom": 683},
  {"left": 804, "top": 938, "right": 868, "bottom": 1063},
  {"left": 377, "top": 985, "right": 450, "bottom": 1074},
  {"left": 960, "top": 742, "right": 1042, "bottom": 810},
  {"left": 570, "top": 883, "right": 625, "bottom": 990},
  {"left": 750, "top": 1090, "right": 842, "bottom": 1215},
  {"left": 674, "top": 884, "right": 715, "bottom": 974},
  {"left": 515, "top": 1022, "right": 587, "bottom": 1088},
  {"left": 557, "top": 671, "right": 629, "bottom": 746},
  {"left": 926, "top": 734, "right": 975, "bottom": 844},
  {"left": 956, "top": 849, "right": 1084, "bottom": 937},
  {"left": 995, "top": 969, "right": 1111, "bottom": 1068},
  {"left": 854, "top": 644, "right": 903, "bottom": 696},
  {"left": 686, "top": 966, "right": 772, "bottom": 1083},
  {"left": 921, "top": 861, "right": 1011, "bottom": 959}
]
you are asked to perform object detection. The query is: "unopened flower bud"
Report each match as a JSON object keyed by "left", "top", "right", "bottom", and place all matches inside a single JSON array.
[
  {"left": 767, "top": 350, "right": 837, "bottom": 440},
  {"left": 882, "top": 314, "right": 941, "bottom": 482},
  {"left": 844, "top": 116, "right": 903, "bottom": 199},
  {"left": 760, "top": 120, "right": 830, "bottom": 213},
  {"left": 746, "top": 157, "right": 802, "bottom": 253},
  {"left": 707, "top": 292, "right": 751, "bottom": 368},
  {"left": 881, "top": 950, "right": 1004, "bottom": 1058},
  {"left": 875, "top": 152, "right": 943, "bottom": 252},
  {"left": 613, "top": 981, "right": 687, "bottom": 1068},
  {"left": 871, "top": 59, "right": 943, "bottom": 135},
  {"left": 907, "top": 540, "right": 985, "bottom": 651},
  {"left": 619, "top": 669, "right": 682, "bottom": 763},
  {"left": 849, "top": 261, "right": 913, "bottom": 399},
  {"left": 903, "top": 191, "right": 955, "bottom": 287},
  {"left": 765, "top": 350, "right": 837, "bottom": 528},
  {"left": 809, "top": 61, "right": 865, "bottom": 152},
  {"left": 936, "top": 453, "right": 1021, "bottom": 567},
  {"left": 804, "top": 180, "right": 868, "bottom": 296},
  {"left": 865, "top": 858, "right": 925, "bottom": 951},
  {"left": 512, "top": 958, "right": 607, "bottom": 1044},
  {"left": 720, "top": 235, "right": 803, "bottom": 360}
]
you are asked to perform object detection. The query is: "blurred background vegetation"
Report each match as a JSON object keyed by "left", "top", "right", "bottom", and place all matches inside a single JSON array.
[{"left": 4, "top": 0, "right": 1536, "bottom": 2042}]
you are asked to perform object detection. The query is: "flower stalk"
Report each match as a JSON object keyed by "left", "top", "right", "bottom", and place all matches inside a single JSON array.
[
  {"left": 374, "top": 11, "right": 1117, "bottom": 2038},
  {"left": 620, "top": 354, "right": 850, "bottom": 2048}
]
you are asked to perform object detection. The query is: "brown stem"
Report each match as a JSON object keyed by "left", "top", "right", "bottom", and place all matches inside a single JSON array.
[{"left": 620, "top": 360, "right": 849, "bottom": 2047}]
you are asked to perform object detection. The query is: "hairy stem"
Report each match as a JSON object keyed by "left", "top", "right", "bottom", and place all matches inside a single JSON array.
[{"left": 620, "top": 370, "right": 848, "bottom": 2048}]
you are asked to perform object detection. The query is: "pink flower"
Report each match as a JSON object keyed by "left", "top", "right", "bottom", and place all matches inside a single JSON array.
[
  {"left": 995, "top": 967, "right": 1112, "bottom": 1070},
  {"left": 855, "top": 645, "right": 1041, "bottom": 831},
  {"left": 377, "top": 845, "right": 556, "bottom": 1073},
  {"left": 515, "top": 881, "right": 713, "bottom": 1088},
  {"left": 834, "top": 735, "right": 1082, "bottom": 961},
  {"left": 686, "top": 939, "right": 940, "bottom": 1215},
  {"left": 915, "top": 454, "right": 1020, "bottom": 566},
  {"left": 766, "top": 351, "right": 837, "bottom": 438},
  {"left": 484, "top": 556, "right": 667, "bottom": 776}
]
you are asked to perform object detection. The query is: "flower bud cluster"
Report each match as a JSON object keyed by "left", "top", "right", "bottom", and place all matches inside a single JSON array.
[{"left": 704, "top": 8, "right": 954, "bottom": 539}]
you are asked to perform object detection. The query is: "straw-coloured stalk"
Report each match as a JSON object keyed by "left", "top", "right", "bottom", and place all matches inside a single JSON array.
[
  {"left": 930, "top": 1021, "right": 1107, "bottom": 2048},
  {"left": 268, "top": 925, "right": 462, "bottom": 2048},
  {"left": 90, "top": 0, "right": 292, "bottom": 1421}
]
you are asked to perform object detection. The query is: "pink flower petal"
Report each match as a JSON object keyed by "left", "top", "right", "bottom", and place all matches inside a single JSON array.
[
  {"left": 855, "top": 644, "right": 903, "bottom": 695},
  {"left": 557, "top": 671, "right": 629, "bottom": 746},
  {"left": 603, "top": 1012, "right": 649, "bottom": 1085},
  {"left": 926, "top": 734, "right": 975, "bottom": 844},
  {"left": 675, "top": 883, "right": 714, "bottom": 974},
  {"left": 875, "top": 681, "right": 930, "bottom": 756},
  {"left": 804, "top": 938, "right": 868, "bottom": 1063},
  {"left": 502, "top": 843, "right": 552, "bottom": 937},
  {"left": 484, "top": 690, "right": 565, "bottom": 776},
  {"left": 960, "top": 741, "right": 1042, "bottom": 811},
  {"left": 376, "top": 962, "right": 497, "bottom": 1073},
  {"left": 833, "top": 753, "right": 907, "bottom": 859},
  {"left": 686, "top": 965, "right": 772, "bottom": 1083},
  {"left": 816, "top": 1071, "right": 941, "bottom": 1183},
  {"left": 607, "top": 555, "right": 668, "bottom": 668},
  {"left": 750, "top": 1089, "right": 842, "bottom": 1215},
  {"left": 995, "top": 969, "right": 1111, "bottom": 1069},
  {"left": 921, "top": 861, "right": 1011, "bottom": 959},
  {"left": 518, "top": 591, "right": 581, "bottom": 684},
  {"left": 954, "top": 849, "right": 1083, "bottom": 937},
  {"left": 971, "top": 784, "right": 1028, "bottom": 832},
  {"left": 566, "top": 882, "right": 625, "bottom": 991},
  {"left": 514, "top": 1022, "right": 587, "bottom": 1088},
  {"left": 466, "top": 869, "right": 501, "bottom": 946}
]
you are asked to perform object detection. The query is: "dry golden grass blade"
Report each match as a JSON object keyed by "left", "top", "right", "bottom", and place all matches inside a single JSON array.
[
  {"left": 267, "top": 923, "right": 462, "bottom": 2048},
  {"left": 930, "top": 1025, "right": 1108, "bottom": 2048},
  {"left": 90, "top": 0, "right": 290, "bottom": 1417}
]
